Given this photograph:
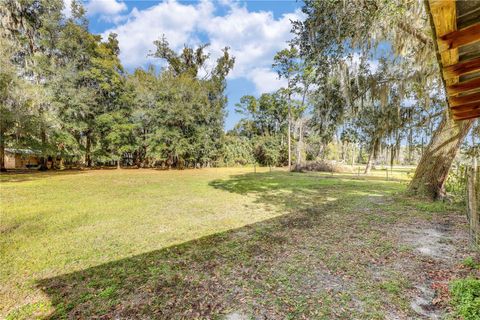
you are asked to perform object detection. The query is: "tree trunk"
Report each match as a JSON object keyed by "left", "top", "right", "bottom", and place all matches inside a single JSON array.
[
  {"left": 85, "top": 134, "right": 92, "bottom": 167},
  {"left": 408, "top": 114, "right": 473, "bottom": 199},
  {"left": 319, "top": 144, "right": 325, "bottom": 159},
  {"left": 364, "top": 139, "right": 378, "bottom": 174},
  {"left": 351, "top": 143, "right": 356, "bottom": 167},
  {"left": 384, "top": 145, "right": 388, "bottom": 167},
  {"left": 364, "top": 148, "right": 375, "bottom": 174},
  {"left": 394, "top": 130, "right": 401, "bottom": 166},
  {"left": 288, "top": 108, "right": 291, "bottom": 171},
  {"left": 117, "top": 159, "right": 120, "bottom": 169},
  {"left": 296, "top": 119, "right": 304, "bottom": 167},
  {"left": 39, "top": 127, "right": 48, "bottom": 170},
  {"left": 335, "top": 135, "right": 340, "bottom": 162},
  {"left": 390, "top": 145, "right": 395, "bottom": 169},
  {"left": 0, "top": 130, "right": 6, "bottom": 172},
  {"left": 408, "top": 128, "right": 413, "bottom": 164}
]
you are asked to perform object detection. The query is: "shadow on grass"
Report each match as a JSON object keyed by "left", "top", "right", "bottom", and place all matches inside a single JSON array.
[
  {"left": 209, "top": 172, "right": 402, "bottom": 210},
  {"left": 0, "top": 170, "right": 86, "bottom": 183},
  {"left": 36, "top": 172, "right": 403, "bottom": 319}
]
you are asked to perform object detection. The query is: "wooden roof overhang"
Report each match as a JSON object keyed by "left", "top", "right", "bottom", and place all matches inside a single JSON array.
[{"left": 427, "top": 0, "right": 480, "bottom": 121}]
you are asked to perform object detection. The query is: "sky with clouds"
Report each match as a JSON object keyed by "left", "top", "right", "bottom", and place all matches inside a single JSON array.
[{"left": 65, "top": 0, "right": 304, "bottom": 130}]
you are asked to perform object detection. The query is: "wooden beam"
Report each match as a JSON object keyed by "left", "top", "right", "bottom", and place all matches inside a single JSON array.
[
  {"left": 453, "top": 109, "right": 480, "bottom": 119},
  {"left": 438, "top": 22, "right": 480, "bottom": 52},
  {"left": 454, "top": 108, "right": 480, "bottom": 120},
  {"left": 443, "top": 56, "right": 480, "bottom": 79},
  {"left": 449, "top": 91, "right": 480, "bottom": 107},
  {"left": 428, "top": 0, "right": 479, "bottom": 120},
  {"left": 451, "top": 102, "right": 480, "bottom": 112},
  {"left": 452, "top": 104, "right": 480, "bottom": 115},
  {"left": 429, "top": 0, "right": 456, "bottom": 36},
  {"left": 446, "top": 77, "right": 480, "bottom": 96},
  {"left": 429, "top": 0, "right": 458, "bottom": 77},
  {"left": 429, "top": 1, "right": 452, "bottom": 11}
]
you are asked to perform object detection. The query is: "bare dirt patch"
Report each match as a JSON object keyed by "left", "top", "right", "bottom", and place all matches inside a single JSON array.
[
  {"left": 400, "top": 227, "right": 455, "bottom": 260},
  {"left": 394, "top": 215, "right": 475, "bottom": 319}
]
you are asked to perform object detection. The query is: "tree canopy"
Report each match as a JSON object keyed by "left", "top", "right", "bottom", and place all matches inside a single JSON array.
[{"left": 0, "top": 0, "right": 477, "bottom": 201}]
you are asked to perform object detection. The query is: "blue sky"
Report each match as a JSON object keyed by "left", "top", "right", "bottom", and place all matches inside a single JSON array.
[{"left": 65, "top": 0, "right": 304, "bottom": 130}]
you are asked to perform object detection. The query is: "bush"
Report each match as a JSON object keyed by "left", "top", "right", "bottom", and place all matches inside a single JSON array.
[
  {"left": 253, "top": 135, "right": 284, "bottom": 167},
  {"left": 220, "top": 135, "right": 254, "bottom": 166},
  {"left": 450, "top": 278, "right": 480, "bottom": 320},
  {"left": 462, "top": 257, "right": 480, "bottom": 269},
  {"left": 294, "top": 160, "right": 353, "bottom": 173},
  {"left": 444, "top": 164, "right": 468, "bottom": 201}
]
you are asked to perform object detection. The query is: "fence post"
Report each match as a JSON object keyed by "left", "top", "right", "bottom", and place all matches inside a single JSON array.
[{"left": 466, "top": 159, "right": 479, "bottom": 247}]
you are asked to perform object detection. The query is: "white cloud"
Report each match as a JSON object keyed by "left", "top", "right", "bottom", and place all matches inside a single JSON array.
[
  {"left": 63, "top": 0, "right": 127, "bottom": 21},
  {"left": 347, "top": 53, "right": 379, "bottom": 73},
  {"left": 201, "top": 4, "right": 301, "bottom": 88},
  {"left": 62, "top": 0, "right": 73, "bottom": 18},
  {"left": 103, "top": 0, "right": 213, "bottom": 68},
  {"left": 102, "top": 0, "right": 302, "bottom": 93},
  {"left": 86, "top": 0, "right": 127, "bottom": 17},
  {"left": 248, "top": 68, "right": 287, "bottom": 94}
]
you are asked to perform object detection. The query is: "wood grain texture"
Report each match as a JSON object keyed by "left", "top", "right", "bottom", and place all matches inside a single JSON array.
[
  {"left": 449, "top": 91, "right": 480, "bottom": 106},
  {"left": 443, "top": 56, "right": 480, "bottom": 79},
  {"left": 429, "top": 0, "right": 480, "bottom": 120},
  {"left": 439, "top": 22, "right": 480, "bottom": 52}
]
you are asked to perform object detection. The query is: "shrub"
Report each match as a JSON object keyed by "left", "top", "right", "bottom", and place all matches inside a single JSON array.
[
  {"left": 450, "top": 278, "right": 480, "bottom": 320},
  {"left": 462, "top": 257, "right": 480, "bottom": 269},
  {"left": 294, "top": 160, "right": 353, "bottom": 173},
  {"left": 220, "top": 135, "right": 254, "bottom": 166}
]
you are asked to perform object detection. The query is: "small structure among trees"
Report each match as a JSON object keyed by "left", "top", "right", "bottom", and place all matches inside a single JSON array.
[{"left": 3, "top": 148, "right": 40, "bottom": 169}]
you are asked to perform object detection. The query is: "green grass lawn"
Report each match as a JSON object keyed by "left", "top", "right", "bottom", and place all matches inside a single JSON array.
[{"left": 1, "top": 167, "right": 476, "bottom": 319}]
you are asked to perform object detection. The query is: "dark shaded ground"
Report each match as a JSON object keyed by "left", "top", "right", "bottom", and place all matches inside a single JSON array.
[
  {"left": 0, "top": 170, "right": 85, "bottom": 183},
  {"left": 35, "top": 172, "right": 478, "bottom": 319}
]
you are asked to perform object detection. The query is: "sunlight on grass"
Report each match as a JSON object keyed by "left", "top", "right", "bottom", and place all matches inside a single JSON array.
[
  {"left": 1, "top": 166, "right": 444, "bottom": 319},
  {"left": 1, "top": 167, "right": 282, "bottom": 316}
]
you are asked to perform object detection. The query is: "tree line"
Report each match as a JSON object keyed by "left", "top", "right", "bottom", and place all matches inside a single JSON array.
[
  {"left": 224, "top": 0, "right": 478, "bottom": 200},
  {"left": 1, "top": 0, "right": 478, "bottom": 200},
  {"left": 287, "top": 0, "right": 479, "bottom": 199},
  {"left": 1, "top": 0, "right": 234, "bottom": 170}
]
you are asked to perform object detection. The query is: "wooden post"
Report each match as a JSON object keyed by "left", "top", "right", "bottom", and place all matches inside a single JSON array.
[{"left": 466, "top": 159, "right": 479, "bottom": 247}]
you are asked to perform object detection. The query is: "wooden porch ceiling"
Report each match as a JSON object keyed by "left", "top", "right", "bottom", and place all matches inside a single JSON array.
[{"left": 428, "top": 0, "right": 480, "bottom": 121}]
